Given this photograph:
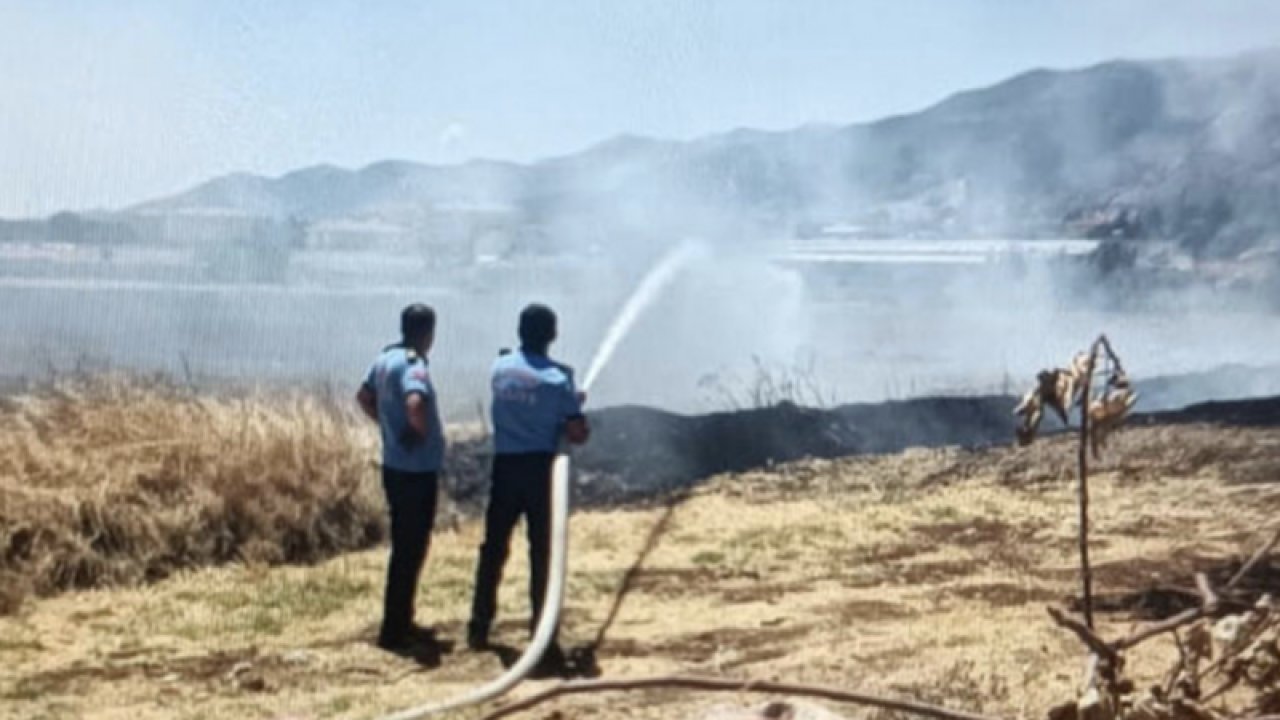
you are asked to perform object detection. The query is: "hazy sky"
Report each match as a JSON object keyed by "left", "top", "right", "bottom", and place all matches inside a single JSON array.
[{"left": 3, "top": 1, "right": 1280, "bottom": 217}]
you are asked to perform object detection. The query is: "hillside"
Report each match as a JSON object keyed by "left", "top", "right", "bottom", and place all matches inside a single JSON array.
[{"left": 122, "top": 49, "right": 1280, "bottom": 258}]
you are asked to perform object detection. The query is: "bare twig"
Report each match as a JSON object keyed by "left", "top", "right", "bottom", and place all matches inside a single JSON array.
[
  {"left": 1094, "top": 335, "right": 1126, "bottom": 377},
  {"left": 1117, "top": 527, "right": 1277, "bottom": 651},
  {"left": 1165, "top": 629, "right": 1188, "bottom": 697},
  {"left": 1201, "top": 674, "right": 1241, "bottom": 704},
  {"left": 1195, "top": 572, "right": 1221, "bottom": 613},
  {"left": 1081, "top": 653, "right": 1099, "bottom": 694},
  {"left": 1077, "top": 339, "right": 1101, "bottom": 628},
  {"left": 1114, "top": 607, "right": 1203, "bottom": 650},
  {"left": 1048, "top": 606, "right": 1118, "bottom": 664},
  {"left": 1227, "top": 527, "right": 1280, "bottom": 589},
  {"left": 478, "top": 674, "right": 1004, "bottom": 720}
]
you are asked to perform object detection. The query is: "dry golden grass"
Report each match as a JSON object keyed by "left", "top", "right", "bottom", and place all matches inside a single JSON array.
[
  {"left": 0, "top": 375, "right": 387, "bottom": 614},
  {"left": 2, "top": 421, "right": 1278, "bottom": 720}
]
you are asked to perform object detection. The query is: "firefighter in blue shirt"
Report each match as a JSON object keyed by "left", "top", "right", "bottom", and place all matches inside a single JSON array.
[
  {"left": 467, "top": 304, "right": 589, "bottom": 670},
  {"left": 356, "top": 303, "right": 447, "bottom": 653}
]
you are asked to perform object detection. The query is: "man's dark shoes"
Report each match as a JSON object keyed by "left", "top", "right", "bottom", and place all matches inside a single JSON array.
[
  {"left": 532, "top": 642, "right": 569, "bottom": 678},
  {"left": 376, "top": 632, "right": 414, "bottom": 653},
  {"left": 408, "top": 624, "right": 438, "bottom": 643},
  {"left": 378, "top": 624, "right": 452, "bottom": 656}
]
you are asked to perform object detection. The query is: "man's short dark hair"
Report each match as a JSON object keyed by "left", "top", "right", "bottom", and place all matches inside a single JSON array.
[
  {"left": 401, "top": 303, "right": 436, "bottom": 344},
  {"left": 518, "top": 303, "right": 557, "bottom": 351}
]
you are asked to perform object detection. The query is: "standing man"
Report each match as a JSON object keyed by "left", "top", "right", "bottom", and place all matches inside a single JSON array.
[
  {"left": 356, "top": 303, "right": 447, "bottom": 653},
  {"left": 467, "top": 303, "right": 590, "bottom": 669}
]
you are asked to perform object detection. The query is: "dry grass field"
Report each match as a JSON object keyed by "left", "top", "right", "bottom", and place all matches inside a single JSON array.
[
  {"left": 0, "top": 376, "right": 386, "bottom": 614},
  {"left": 3, "top": 391, "right": 1279, "bottom": 720}
]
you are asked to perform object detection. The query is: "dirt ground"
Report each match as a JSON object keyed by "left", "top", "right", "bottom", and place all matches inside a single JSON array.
[{"left": 3, "top": 423, "right": 1279, "bottom": 720}]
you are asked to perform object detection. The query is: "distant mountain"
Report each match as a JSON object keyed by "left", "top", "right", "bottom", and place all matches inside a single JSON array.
[
  {"left": 130, "top": 48, "right": 1280, "bottom": 257},
  {"left": 134, "top": 160, "right": 527, "bottom": 221}
]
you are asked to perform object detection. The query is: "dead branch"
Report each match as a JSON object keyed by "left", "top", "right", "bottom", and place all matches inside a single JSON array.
[
  {"left": 1116, "top": 528, "right": 1277, "bottom": 651},
  {"left": 1228, "top": 527, "right": 1280, "bottom": 590},
  {"left": 1077, "top": 339, "right": 1101, "bottom": 629},
  {"left": 1094, "top": 335, "right": 1126, "bottom": 377},
  {"left": 477, "top": 674, "right": 1004, "bottom": 720},
  {"left": 1049, "top": 606, "right": 1119, "bottom": 664},
  {"left": 1201, "top": 673, "right": 1241, "bottom": 704},
  {"left": 1195, "top": 573, "right": 1221, "bottom": 613},
  {"left": 1165, "top": 630, "right": 1188, "bottom": 698},
  {"left": 1114, "top": 607, "right": 1204, "bottom": 651}
]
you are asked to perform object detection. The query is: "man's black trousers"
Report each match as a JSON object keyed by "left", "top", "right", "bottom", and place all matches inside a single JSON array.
[
  {"left": 469, "top": 452, "right": 557, "bottom": 641},
  {"left": 379, "top": 466, "right": 438, "bottom": 645}
]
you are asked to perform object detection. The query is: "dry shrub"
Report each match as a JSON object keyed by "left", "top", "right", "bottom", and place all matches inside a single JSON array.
[{"left": 0, "top": 375, "right": 386, "bottom": 613}]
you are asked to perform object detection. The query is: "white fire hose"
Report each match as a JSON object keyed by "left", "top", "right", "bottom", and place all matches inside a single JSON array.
[{"left": 379, "top": 452, "right": 573, "bottom": 720}]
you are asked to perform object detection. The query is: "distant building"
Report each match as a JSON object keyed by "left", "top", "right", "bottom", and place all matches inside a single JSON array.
[
  {"left": 307, "top": 219, "right": 410, "bottom": 251},
  {"left": 306, "top": 204, "right": 538, "bottom": 267}
]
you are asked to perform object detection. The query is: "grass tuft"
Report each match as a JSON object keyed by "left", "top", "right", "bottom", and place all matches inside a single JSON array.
[{"left": 0, "top": 375, "right": 386, "bottom": 613}]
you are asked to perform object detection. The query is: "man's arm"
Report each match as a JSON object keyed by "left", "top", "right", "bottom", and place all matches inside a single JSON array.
[
  {"left": 562, "top": 389, "right": 590, "bottom": 446},
  {"left": 356, "top": 385, "right": 378, "bottom": 422},
  {"left": 564, "top": 415, "right": 590, "bottom": 445},
  {"left": 405, "top": 392, "right": 430, "bottom": 440}
]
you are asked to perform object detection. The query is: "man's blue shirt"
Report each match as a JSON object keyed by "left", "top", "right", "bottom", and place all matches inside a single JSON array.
[
  {"left": 491, "top": 350, "right": 583, "bottom": 455},
  {"left": 363, "top": 346, "right": 446, "bottom": 473}
]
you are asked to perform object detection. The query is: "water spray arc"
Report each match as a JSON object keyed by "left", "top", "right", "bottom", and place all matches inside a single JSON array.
[
  {"left": 582, "top": 241, "right": 705, "bottom": 390},
  {"left": 378, "top": 240, "right": 702, "bottom": 720}
]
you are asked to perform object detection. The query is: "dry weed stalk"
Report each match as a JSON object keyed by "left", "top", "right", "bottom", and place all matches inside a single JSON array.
[
  {"left": 1015, "top": 335, "right": 1136, "bottom": 628},
  {"left": 1014, "top": 338, "right": 1280, "bottom": 720}
]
